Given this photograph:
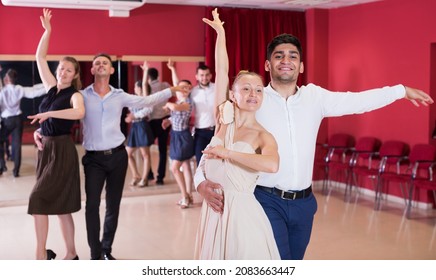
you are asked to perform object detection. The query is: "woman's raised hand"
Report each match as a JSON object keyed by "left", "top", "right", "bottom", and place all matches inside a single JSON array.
[
  {"left": 202, "top": 8, "right": 224, "bottom": 31},
  {"left": 40, "top": 8, "right": 52, "bottom": 32}
]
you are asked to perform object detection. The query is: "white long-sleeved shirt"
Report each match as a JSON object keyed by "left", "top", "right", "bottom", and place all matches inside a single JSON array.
[
  {"left": 0, "top": 83, "right": 46, "bottom": 118},
  {"left": 194, "top": 83, "right": 405, "bottom": 191},
  {"left": 191, "top": 82, "right": 216, "bottom": 129},
  {"left": 255, "top": 83, "right": 405, "bottom": 191}
]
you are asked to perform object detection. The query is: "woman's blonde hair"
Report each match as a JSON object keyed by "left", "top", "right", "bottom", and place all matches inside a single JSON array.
[{"left": 231, "top": 70, "right": 264, "bottom": 91}]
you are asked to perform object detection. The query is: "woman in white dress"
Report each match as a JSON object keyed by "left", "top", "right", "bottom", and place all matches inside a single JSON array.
[{"left": 194, "top": 8, "right": 281, "bottom": 260}]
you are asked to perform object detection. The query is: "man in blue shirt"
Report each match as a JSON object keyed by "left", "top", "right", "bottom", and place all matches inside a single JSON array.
[{"left": 81, "top": 54, "right": 187, "bottom": 260}]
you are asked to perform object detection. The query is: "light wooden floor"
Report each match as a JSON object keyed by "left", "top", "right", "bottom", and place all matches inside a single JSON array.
[{"left": 0, "top": 145, "right": 435, "bottom": 260}]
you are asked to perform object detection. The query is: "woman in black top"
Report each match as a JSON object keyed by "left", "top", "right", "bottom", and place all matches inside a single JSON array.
[{"left": 27, "top": 9, "right": 85, "bottom": 260}]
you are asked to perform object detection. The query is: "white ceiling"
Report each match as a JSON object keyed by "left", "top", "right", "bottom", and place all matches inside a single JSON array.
[
  {"left": 0, "top": 0, "right": 385, "bottom": 18},
  {"left": 145, "top": 0, "right": 384, "bottom": 11}
]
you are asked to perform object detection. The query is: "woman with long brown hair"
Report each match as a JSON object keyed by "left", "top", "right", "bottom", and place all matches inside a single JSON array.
[{"left": 27, "top": 8, "right": 85, "bottom": 260}]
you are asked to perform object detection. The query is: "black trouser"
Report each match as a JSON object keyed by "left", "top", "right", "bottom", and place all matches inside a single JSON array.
[
  {"left": 82, "top": 147, "right": 128, "bottom": 259},
  {"left": 148, "top": 118, "right": 170, "bottom": 181},
  {"left": 194, "top": 127, "right": 215, "bottom": 166},
  {"left": 0, "top": 115, "right": 23, "bottom": 176}
]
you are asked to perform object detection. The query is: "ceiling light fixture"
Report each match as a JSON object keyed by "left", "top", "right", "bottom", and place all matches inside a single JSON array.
[{"left": 284, "top": 0, "right": 332, "bottom": 6}]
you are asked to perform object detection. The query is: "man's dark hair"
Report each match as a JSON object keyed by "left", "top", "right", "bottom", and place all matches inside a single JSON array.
[
  {"left": 196, "top": 64, "right": 210, "bottom": 73},
  {"left": 179, "top": 79, "right": 192, "bottom": 86},
  {"left": 147, "top": 68, "right": 158, "bottom": 80},
  {"left": 6, "top": 69, "right": 18, "bottom": 84},
  {"left": 93, "top": 53, "right": 113, "bottom": 66},
  {"left": 266, "top": 33, "right": 303, "bottom": 61}
]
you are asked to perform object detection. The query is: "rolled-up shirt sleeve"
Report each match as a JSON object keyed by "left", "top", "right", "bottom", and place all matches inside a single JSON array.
[{"left": 193, "top": 152, "right": 207, "bottom": 191}]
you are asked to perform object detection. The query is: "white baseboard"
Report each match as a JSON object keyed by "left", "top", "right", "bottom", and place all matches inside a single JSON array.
[{"left": 312, "top": 180, "right": 434, "bottom": 210}]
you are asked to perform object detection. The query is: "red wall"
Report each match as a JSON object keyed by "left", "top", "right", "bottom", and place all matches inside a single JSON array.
[
  {"left": 306, "top": 0, "right": 436, "bottom": 203},
  {"left": 307, "top": 0, "right": 436, "bottom": 147},
  {"left": 323, "top": 0, "right": 434, "bottom": 147},
  {"left": 0, "top": 4, "right": 206, "bottom": 56}
]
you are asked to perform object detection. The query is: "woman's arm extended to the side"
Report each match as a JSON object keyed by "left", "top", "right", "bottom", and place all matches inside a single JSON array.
[{"left": 27, "top": 92, "right": 85, "bottom": 123}]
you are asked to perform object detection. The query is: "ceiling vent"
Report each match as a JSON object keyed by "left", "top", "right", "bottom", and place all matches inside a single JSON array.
[{"left": 1, "top": 0, "right": 146, "bottom": 17}]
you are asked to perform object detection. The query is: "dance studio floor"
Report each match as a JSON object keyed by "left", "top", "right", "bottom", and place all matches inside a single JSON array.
[{"left": 0, "top": 145, "right": 435, "bottom": 260}]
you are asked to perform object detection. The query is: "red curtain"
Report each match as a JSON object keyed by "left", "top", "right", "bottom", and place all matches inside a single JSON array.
[{"left": 204, "top": 7, "right": 306, "bottom": 86}]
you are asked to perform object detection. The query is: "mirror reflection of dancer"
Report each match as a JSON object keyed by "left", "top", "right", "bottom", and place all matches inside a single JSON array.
[
  {"left": 125, "top": 61, "right": 154, "bottom": 188},
  {"left": 164, "top": 59, "right": 195, "bottom": 209},
  {"left": 0, "top": 69, "right": 46, "bottom": 177},
  {"left": 193, "top": 9, "right": 280, "bottom": 260}
]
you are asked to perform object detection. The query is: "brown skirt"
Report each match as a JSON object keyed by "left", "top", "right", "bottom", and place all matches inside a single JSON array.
[{"left": 28, "top": 135, "right": 81, "bottom": 215}]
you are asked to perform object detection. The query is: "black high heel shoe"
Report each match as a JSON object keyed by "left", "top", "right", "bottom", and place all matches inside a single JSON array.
[
  {"left": 72, "top": 255, "right": 79, "bottom": 260},
  {"left": 46, "top": 249, "right": 56, "bottom": 260}
]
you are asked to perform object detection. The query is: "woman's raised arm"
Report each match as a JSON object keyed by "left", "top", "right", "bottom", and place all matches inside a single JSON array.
[
  {"left": 202, "top": 8, "right": 228, "bottom": 131},
  {"left": 36, "top": 8, "right": 57, "bottom": 91}
]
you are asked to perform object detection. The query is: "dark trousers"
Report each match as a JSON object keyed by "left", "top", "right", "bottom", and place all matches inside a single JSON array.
[
  {"left": 194, "top": 128, "right": 214, "bottom": 166},
  {"left": 82, "top": 148, "right": 128, "bottom": 259},
  {"left": 254, "top": 187, "right": 318, "bottom": 260},
  {"left": 148, "top": 118, "right": 169, "bottom": 181},
  {"left": 0, "top": 115, "right": 23, "bottom": 176}
]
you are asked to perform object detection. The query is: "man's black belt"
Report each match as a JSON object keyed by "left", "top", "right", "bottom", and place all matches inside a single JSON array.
[
  {"left": 256, "top": 185, "right": 312, "bottom": 200},
  {"left": 3, "top": 114, "right": 21, "bottom": 119},
  {"left": 86, "top": 144, "right": 125, "bottom": 156},
  {"left": 196, "top": 126, "right": 215, "bottom": 131}
]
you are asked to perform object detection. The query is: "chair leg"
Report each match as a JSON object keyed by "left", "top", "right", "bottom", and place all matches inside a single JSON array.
[
  {"left": 406, "top": 183, "right": 414, "bottom": 219},
  {"left": 344, "top": 169, "right": 352, "bottom": 202},
  {"left": 349, "top": 172, "right": 361, "bottom": 203},
  {"left": 322, "top": 166, "right": 330, "bottom": 195},
  {"left": 399, "top": 182, "right": 408, "bottom": 206},
  {"left": 374, "top": 177, "right": 383, "bottom": 211},
  {"left": 329, "top": 169, "right": 340, "bottom": 196}
]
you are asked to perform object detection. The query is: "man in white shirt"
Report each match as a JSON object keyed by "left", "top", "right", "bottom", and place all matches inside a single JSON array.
[
  {"left": 0, "top": 69, "right": 46, "bottom": 177},
  {"left": 195, "top": 33, "right": 433, "bottom": 260},
  {"left": 190, "top": 64, "right": 216, "bottom": 165}
]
